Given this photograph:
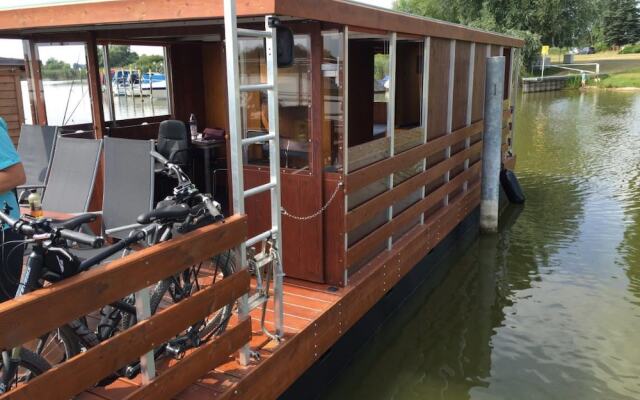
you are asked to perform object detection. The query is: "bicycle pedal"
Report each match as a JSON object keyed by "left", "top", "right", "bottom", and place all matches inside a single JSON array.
[
  {"left": 166, "top": 343, "right": 185, "bottom": 359},
  {"left": 249, "top": 350, "right": 261, "bottom": 361}
]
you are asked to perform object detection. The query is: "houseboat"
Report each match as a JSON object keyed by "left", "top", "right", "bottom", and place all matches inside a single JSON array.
[{"left": 0, "top": 0, "right": 522, "bottom": 399}]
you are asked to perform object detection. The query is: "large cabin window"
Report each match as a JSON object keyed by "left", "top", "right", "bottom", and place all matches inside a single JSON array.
[
  {"left": 394, "top": 39, "right": 424, "bottom": 154},
  {"left": 321, "top": 31, "right": 344, "bottom": 171},
  {"left": 35, "top": 43, "right": 93, "bottom": 126},
  {"left": 239, "top": 34, "right": 312, "bottom": 172},
  {"left": 101, "top": 44, "right": 171, "bottom": 122}
]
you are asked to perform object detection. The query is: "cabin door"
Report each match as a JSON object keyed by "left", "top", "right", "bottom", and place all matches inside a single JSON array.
[{"left": 241, "top": 26, "right": 325, "bottom": 283}]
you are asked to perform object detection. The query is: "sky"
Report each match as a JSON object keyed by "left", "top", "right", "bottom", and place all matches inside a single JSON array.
[{"left": 0, "top": 0, "right": 394, "bottom": 61}]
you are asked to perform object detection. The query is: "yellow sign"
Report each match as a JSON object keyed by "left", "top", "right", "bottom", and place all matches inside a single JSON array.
[{"left": 541, "top": 45, "right": 550, "bottom": 56}]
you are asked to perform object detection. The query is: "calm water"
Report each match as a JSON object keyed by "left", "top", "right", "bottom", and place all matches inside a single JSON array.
[
  {"left": 322, "top": 90, "right": 640, "bottom": 400},
  {"left": 21, "top": 81, "right": 169, "bottom": 126}
]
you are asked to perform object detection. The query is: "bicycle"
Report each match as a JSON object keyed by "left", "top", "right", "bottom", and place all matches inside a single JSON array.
[
  {"left": 0, "top": 207, "right": 146, "bottom": 394},
  {"left": 53, "top": 149, "right": 235, "bottom": 380}
]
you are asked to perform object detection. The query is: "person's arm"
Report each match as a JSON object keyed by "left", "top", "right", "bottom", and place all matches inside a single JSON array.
[{"left": 0, "top": 162, "right": 26, "bottom": 193}]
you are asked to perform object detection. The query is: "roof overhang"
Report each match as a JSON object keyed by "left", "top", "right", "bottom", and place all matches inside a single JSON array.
[{"left": 0, "top": 0, "right": 524, "bottom": 48}]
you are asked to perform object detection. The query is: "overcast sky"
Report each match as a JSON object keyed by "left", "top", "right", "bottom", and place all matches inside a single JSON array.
[{"left": 0, "top": 0, "right": 394, "bottom": 61}]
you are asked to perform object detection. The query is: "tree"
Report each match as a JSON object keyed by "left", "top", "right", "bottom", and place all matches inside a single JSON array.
[
  {"left": 97, "top": 45, "right": 139, "bottom": 68},
  {"left": 604, "top": 0, "right": 639, "bottom": 46}
]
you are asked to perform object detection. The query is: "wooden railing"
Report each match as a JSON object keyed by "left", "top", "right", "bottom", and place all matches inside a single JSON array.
[
  {"left": 344, "top": 121, "right": 484, "bottom": 273},
  {"left": 0, "top": 214, "right": 250, "bottom": 400}
]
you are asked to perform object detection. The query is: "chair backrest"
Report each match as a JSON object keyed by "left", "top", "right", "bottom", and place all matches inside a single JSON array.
[
  {"left": 16, "top": 125, "right": 58, "bottom": 188},
  {"left": 103, "top": 137, "right": 155, "bottom": 240},
  {"left": 41, "top": 137, "right": 103, "bottom": 214},
  {"left": 157, "top": 120, "right": 190, "bottom": 165}
]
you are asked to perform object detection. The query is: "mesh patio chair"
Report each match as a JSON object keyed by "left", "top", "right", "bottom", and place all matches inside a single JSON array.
[
  {"left": 101, "top": 137, "right": 155, "bottom": 240},
  {"left": 15, "top": 125, "right": 58, "bottom": 202},
  {"left": 70, "top": 137, "right": 155, "bottom": 263},
  {"left": 40, "top": 136, "right": 103, "bottom": 214}
]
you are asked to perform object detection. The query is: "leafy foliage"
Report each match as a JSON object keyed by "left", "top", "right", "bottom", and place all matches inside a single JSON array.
[
  {"left": 604, "top": 0, "right": 640, "bottom": 47},
  {"left": 41, "top": 58, "right": 87, "bottom": 81}
]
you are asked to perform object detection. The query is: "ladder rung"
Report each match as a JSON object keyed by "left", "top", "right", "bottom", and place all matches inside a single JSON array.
[
  {"left": 240, "top": 83, "right": 274, "bottom": 92},
  {"left": 244, "top": 182, "right": 276, "bottom": 198},
  {"left": 237, "top": 28, "right": 272, "bottom": 38},
  {"left": 242, "top": 133, "right": 275, "bottom": 146},
  {"left": 246, "top": 228, "right": 279, "bottom": 248}
]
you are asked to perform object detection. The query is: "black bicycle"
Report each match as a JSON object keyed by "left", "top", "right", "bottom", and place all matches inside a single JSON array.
[
  {"left": 0, "top": 208, "right": 147, "bottom": 394},
  {"left": 97, "top": 150, "right": 236, "bottom": 377}
]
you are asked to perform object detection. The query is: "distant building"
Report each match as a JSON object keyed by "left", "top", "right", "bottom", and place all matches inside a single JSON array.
[{"left": 0, "top": 57, "right": 26, "bottom": 144}]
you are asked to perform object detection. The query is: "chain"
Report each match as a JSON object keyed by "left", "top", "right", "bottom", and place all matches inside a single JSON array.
[{"left": 281, "top": 181, "right": 343, "bottom": 221}]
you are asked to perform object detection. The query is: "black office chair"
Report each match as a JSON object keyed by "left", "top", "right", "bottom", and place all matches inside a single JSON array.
[
  {"left": 157, "top": 120, "right": 191, "bottom": 167},
  {"left": 155, "top": 120, "right": 192, "bottom": 203}
]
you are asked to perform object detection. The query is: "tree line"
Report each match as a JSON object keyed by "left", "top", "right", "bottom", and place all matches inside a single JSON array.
[
  {"left": 41, "top": 45, "right": 165, "bottom": 81},
  {"left": 395, "top": 0, "right": 640, "bottom": 67}
]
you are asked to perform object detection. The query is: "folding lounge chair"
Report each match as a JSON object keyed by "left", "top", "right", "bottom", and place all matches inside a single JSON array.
[
  {"left": 15, "top": 125, "right": 58, "bottom": 202},
  {"left": 40, "top": 136, "right": 103, "bottom": 214},
  {"left": 70, "top": 137, "right": 155, "bottom": 263}
]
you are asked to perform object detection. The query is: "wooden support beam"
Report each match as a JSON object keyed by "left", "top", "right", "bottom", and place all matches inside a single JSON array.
[
  {"left": 1, "top": 270, "right": 250, "bottom": 400},
  {"left": 0, "top": 214, "right": 247, "bottom": 350},
  {"left": 85, "top": 32, "right": 105, "bottom": 139},
  {"left": 123, "top": 318, "right": 251, "bottom": 400},
  {"left": 345, "top": 121, "right": 482, "bottom": 194},
  {"left": 23, "top": 40, "right": 46, "bottom": 125},
  {"left": 346, "top": 162, "right": 481, "bottom": 267}
]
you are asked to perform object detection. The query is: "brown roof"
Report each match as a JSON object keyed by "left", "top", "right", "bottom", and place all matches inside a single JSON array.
[
  {"left": 0, "top": 0, "right": 523, "bottom": 47},
  {"left": 0, "top": 57, "right": 24, "bottom": 67}
]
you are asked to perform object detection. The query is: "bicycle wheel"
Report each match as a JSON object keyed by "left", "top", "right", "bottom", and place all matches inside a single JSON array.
[
  {"left": 125, "top": 250, "right": 236, "bottom": 340},
  {"left": 30, "top": 325, "right": 83, "bottom": 365},
  {"left": 0, "top": 348, "right": 50, "bottom": 393}
]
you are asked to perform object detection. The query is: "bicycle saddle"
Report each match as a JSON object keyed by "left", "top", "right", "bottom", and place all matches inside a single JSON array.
[{"left": 137, "top": 204, "right": 190, "bottom": 224}]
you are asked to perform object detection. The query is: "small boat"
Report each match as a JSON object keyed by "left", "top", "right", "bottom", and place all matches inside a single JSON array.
[{"left": 129, "top": 72, "right": 167, "bottom": 98}]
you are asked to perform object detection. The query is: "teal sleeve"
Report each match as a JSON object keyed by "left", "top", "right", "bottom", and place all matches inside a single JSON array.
[{"left": 0, "top": 117, "right": 20, "bottom": 171}]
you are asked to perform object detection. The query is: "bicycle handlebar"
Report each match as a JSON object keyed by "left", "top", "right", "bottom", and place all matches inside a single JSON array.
[
  {"left": 60, "top": 229, "right": 104, "bottom": 248},
  {"left": 78, "top": 230, "right": 146, "bottom": 271},
  {"left": 0, "top": 208, "right": 103, "bottom": 247}
]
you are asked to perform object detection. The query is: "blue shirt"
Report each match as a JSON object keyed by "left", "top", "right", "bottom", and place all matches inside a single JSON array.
[{"left": 0, "top": 117, "right": 21, "bottom": 226}]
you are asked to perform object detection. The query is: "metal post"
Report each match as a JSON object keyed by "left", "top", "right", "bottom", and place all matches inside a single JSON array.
[
  {"left": 420, "top": 37, "right": 430, "bottom": 225},
  {"left": 101, "top": 45, "right": 116, "bottom": 126},
  {"left": 444, "top": 39, "right": 455, "bottom": 207},
  {"left": 480, "top": 56, "right": 505, "bottom": 233},
  {"left": 343, "top": 26, "right": 350, "bottom": 287},
  {"left": 386, "top": 32, "right": 397, "bottom": 250},
  {"left": 223, "top": 0, "right": 251, "bottom": 365},
  {"left": 135, "top": 287, "right": 155, "bottom": 383},
  {"left": 265, "top": 15, "right": 284, "bottom": 339},
  {"left": 463, "top": 43, "right": 476, "bottom": 192}
]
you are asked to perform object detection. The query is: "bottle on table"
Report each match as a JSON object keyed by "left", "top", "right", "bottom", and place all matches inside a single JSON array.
[
  {"left": 27, "top": 189, "right": 43, "bottom": 218},
  {"left": 189, "top": 113, "right": 198, "bottom": 141}
]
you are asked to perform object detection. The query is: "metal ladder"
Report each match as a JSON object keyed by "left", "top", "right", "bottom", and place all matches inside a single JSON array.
[{"left": 223, "top": 0, "right": 285, "bottom": 361}]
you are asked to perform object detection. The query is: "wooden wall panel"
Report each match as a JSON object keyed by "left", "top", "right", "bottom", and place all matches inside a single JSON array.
[
  {"left": 347, "top": 40, "right": 374, "bottom": 147},
  {"left": 427, "top": 38, "right": 450, "bottom": 141},
  {"left": 452, "top": 41, "right": 470, "bottom": 132},
  {"left": 170, "top": 43, "right": 206, "bottom": 128},
  {"left": 323, "top": 174, "right": 345, "bottom": 286},
  {"left": 395, "top": 41, "right": 422, "bottom": 128},
  {"left": 0, "top": 69, "right": 25, "bottom": 145},
  {"left": 503, "top": 46, "right": 512, "bottom": 100},
  {"left": 471, "top": 43, "right": 487, "bottom": 123},
  {"left": 202, "top": 42, "right": 229, "bottom": 131}
]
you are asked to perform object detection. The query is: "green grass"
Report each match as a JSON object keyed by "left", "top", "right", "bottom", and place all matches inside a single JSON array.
[{"left": 597, "top": 68, "right": 640, "bottom": 88}]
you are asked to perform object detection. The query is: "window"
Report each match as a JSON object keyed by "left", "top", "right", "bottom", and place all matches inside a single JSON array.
[
  {"left": 393, "top": 39, "right": 424, "bottom": 154},
  {"left": 239, "top": 34, "right": 312, "bottom": 171},
  {"left": 36, "top": 43, "right": 92, "bottom": 126},
  {"left": 102, "top": 44, "right": 170, "bottom": 121},
  {"left": 322, "top": 31, "right": 344, "bottom": 170}
]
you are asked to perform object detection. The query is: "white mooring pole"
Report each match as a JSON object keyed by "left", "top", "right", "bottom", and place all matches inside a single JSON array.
[{"left": 480, "top": 56, "right": 505, "bottom": 233}]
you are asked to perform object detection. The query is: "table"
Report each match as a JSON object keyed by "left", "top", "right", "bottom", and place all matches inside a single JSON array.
[
  {"left": 20, "top": 207, "right": 72, "bottom": 220},
  {"left": 191, "top": 138, "right": 224, "bottom": 195}
]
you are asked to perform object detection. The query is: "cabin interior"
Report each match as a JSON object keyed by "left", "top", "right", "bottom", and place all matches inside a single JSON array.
[{"left": 1, "top": 14, "right": 516, "bottom": 288}]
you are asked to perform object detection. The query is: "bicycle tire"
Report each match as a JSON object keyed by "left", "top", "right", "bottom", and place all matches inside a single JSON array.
[
  {"left": 124, "top": 250, "right": 236, "bottom": 340},
  {"left": 34, "top": 325, "right": 83, "bottom": 365},
  {"left": 0, "top": 348, "right": 50, "bottom": 392}
]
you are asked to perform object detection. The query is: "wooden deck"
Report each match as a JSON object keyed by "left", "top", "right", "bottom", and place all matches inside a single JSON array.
[{"left": 76, "top": 181, "right": 480, "bottom": 400}]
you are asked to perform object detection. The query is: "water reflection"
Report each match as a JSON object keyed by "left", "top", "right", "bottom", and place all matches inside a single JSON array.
[{"left": 321, "top": 90, "right": 640, "bottom": 400}]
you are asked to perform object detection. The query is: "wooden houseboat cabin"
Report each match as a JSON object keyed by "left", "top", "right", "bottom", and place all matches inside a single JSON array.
[{"left": 0, "top": 1, "right": 522, "bottom": 399}]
